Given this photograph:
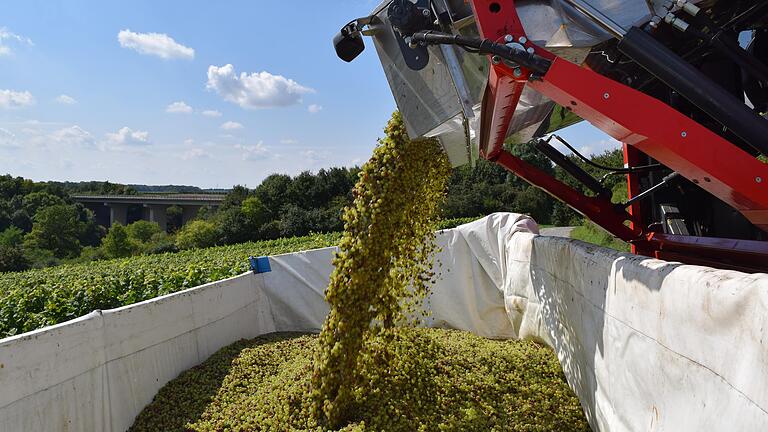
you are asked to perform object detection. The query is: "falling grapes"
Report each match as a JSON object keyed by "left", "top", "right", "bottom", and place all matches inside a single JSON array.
[{"left": 311, "top": 111, "right": 452, "bottom": 427}]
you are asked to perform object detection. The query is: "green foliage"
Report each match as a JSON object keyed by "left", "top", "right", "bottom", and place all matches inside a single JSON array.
[
  {"left": 176, "top": 220, "right": 219, "bottom": 250},
  {"left": 241, "top": 196, "right": 267, "bottom": 224},
  {"left": 24, "top": 204, "right": 83, "bottom": 259},
  {"left": 102, "top": 224, "right": 138, "bottom": 259},
  {"left": 126, "top": 220, "right": 163, "bottom": 243},
  {"left": 22, "top": 247, "right": 59, "bottom": 269},
  {"left": 130, "top": 329, "right": 590, "bottom": 432},
  {"left": 0, "top": 232, "right": 341, "bottom": 337},
  {"left": 434, "top": 217, "right": 482, "bottom": 230},
  {"left": 0, "top": 245, "right": 30, "bottom": 272},
  {"left": 0, "top": 226, "right": 24, "bottom": 247},
  {"left": 571, "top": 221, "right": 631, "bottom": 252},
  {"left": 22, "top": 192, "right": 67, "bottom": 215}
]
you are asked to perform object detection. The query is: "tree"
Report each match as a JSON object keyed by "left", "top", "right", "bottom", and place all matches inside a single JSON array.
[
  {"left": 22, "top": 191, "right": 66, "bottom": 215},
  {"left": 75, "top": 205, "right": 105, "bottom": 247},
  {"left": 241, "top": 196, "right": 267, "bottom": 225},
  {"left": 214, "top": 207, "right": 252, "bottom": 245},
  {"left": 221, "top": 185, "right": 251, "bottom": 210},
  {"left": 126, "top": 220, "right": 163, "bottom": 243},
  {"left": 24, "top": 204, "right": 83, "bottom": 258},
  {"left": 0, "top": 245, "right": 30, "bottom": 272},
  {"left": 254, "top": 174, "right": 292, "bottom": 218},
  {"left": 0, "top": 226, "right": 24, "bottom": 247},
  {"left": 102, "top": 223, "right": 138, "bottom": 258},
  {"left": 11, "top": 210, "right": 32, "bottom": 232},
  {"left": 176, "top": 220, "right": 218, "bottom": 250}
]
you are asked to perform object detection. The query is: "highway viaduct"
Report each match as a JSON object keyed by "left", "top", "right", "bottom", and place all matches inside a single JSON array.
[{"left": 72, "top": 194, "right": 225, "bottom": 231}]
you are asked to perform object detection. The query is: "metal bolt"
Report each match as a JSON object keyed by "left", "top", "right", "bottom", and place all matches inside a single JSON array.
[
  {"left": 603, "top": 92, "right": 610, "bottom": 99},
  {"left": 527, "top": 47, "right": 535, "bottom": 54},
  {"left": 422, "top": 8, "right": 431, "bottom": 17},
  {"left": 757, "top": 177, "right": 764, "bottom": 184},
  {"left": 681, "top": 131, "right": 687, "bottom": 138},
  {"left": 504, "top": 34, "right": 514, "bottom": 43},
  {"left": 519, "top": 36, "right": 528, "bottom": 44},
  {"left": 513, "top": 68, "right": 523, "bottom": 77},
  {"left": 492, "top": 55, "right": 502, "bottom": 65}
]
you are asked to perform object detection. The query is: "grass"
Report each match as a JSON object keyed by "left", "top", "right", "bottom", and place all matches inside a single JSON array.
[{"left": 570, "top": 221, "right": 631, "bottom": 252}]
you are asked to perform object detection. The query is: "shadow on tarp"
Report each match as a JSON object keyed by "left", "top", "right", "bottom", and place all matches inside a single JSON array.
[{"left": 530, "top": 236, "right": 682, "bottom": 428}]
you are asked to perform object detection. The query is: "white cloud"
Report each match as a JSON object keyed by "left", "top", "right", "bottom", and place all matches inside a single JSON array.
[
  {"left": 206, "top": 64, "right": 314, "bottom": 109},
  {"left": 0, "top": 128, "right": 18, "bottom": 148},
  {"left": 0, "top": 89, "right": 34, "bottom": 109},
  {"left": 105, "top": 127, "right": 150, "bottom": 146},
  {"left": 181, "top": 148, "right": 210, "bottom": 160},
  {"left": 236, "top": 142, "right": 269, "bottom": 161},
  {"left": 301, "top": 149, "right": 327, "bottom": 163},
  {"left": 280, "top": 138, "right": 298, "bottom": 145},
  {"left": 220, "top": 121, "right": 243, "bottom": 130},
  {"left": 183, "top": 138, "right": 194, "bottom": 145},
  {"left": 50, "top": 125, "right": 95, "bottom": 147},
  {"left": 55, "top": 94, "right": 77, "bottom": 105},
  {"left": 0, "top": 28, "right": 32, "bottom": 56},
  {"left": 308, "top": 104, "right": 323, "bottom": 114},
  {"left": 166, "top": 101, "right": 193, "bottom": 113},
  {"left": 117, "top": 29, "right": 194, "bottom": 60},
  {"left": 201, "top": 109, "right": 222, "bottom": 117}
]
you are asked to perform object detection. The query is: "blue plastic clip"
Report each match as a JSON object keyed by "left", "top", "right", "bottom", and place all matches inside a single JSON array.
[{"left": 249, "top": 256, "right": 272, "bottom": 274}]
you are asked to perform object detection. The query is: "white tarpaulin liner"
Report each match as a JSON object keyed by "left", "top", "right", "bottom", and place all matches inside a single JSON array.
[{"left": 1, "top": 213, "right": 767, "bottom": 431}]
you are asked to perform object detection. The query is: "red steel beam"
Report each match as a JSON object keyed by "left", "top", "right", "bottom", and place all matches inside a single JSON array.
[
  {"left": 528, "top": 57, "right": 768, "bottom": 233},
  {"left": 492, "top": 150, "right": 640, "bottom": 241}
]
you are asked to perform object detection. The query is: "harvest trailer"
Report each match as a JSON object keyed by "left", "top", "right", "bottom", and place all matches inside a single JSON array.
[{"left": 335, "top": 0, "right": 768, "bottom": 272}]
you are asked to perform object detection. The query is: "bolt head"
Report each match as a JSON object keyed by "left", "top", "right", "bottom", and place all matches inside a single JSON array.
[
  {"left": 518, "top": 36, "right": 528, "bottom": 44},
  {"left": 681, "top": 131, "right": 688, "bottom": 138},
  {"left": 526, "top": 47, "right": 535, "bottom": 54},
  {"left": 513, "top": 68, "right": 523, "bottom": 77},
  {"left": 504, "top": 34, "right": 514, "bottom": 43},
  {"left": 422, "top": 8, "right": 431, "bottom": 17},
  {"left": 491, "top": 55, "right": 502, "bottom": 65},
  {"left": 757, "top": 177, "right": 764, "bottom": 184},
  {"left": 603, "top": 92, "right": 610, "bottom": 99}
]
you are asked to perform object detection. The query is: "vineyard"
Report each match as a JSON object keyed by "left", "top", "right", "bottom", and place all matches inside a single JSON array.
[{"left": 0, "top": 217, "right": 478, "bottom": 339}]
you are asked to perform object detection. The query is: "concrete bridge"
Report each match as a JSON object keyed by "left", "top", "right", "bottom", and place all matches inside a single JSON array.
[{"left": 73, "top": 194, "right": 225, "bottom": 231}]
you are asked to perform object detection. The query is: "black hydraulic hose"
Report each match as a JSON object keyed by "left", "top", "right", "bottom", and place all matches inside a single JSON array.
[
  {"left": 410, "top": 31, "right": 552, "bottom": 74},
  {"left": 618, "top": 27, "right": 768, "bottom": 157},
  {"left": 550, "top": 135, "right": 662, "bottom": 174},
  {"left": 684, "top": 25, "right": 768, "bottom": 85}
]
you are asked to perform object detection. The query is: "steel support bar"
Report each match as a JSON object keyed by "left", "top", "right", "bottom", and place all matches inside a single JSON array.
[
  {"left": 640, "top": 233, "right": 768, "bottom": 273},
  {"left": 492, "top": 150, "right": 641, "bottom": 241},
  {"left": 479, "top": 68, "right": 525, "bottom": 159},
  {"left": 528, "top": 57, "right": 768, "bottom": 232}
]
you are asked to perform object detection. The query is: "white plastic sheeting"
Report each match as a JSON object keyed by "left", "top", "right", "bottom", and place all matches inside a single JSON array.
[
  {"left": 452, "top": 214, "right": 768, "bottom": 431},
  {"left": 1, "top": 212, "right": 767, "bottom": 431},
  {"left": 0, "top": 273, "right": 276, "bottom": 432}
]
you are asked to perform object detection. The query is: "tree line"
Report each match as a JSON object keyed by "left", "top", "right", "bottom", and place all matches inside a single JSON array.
[{"left": 0, "top": 146, "right": 627, "bottom": 273}]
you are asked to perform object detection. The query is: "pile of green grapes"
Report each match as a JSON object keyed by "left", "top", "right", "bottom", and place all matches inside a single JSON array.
[
  {"left": 130, "top": 113, "right": 590, "bottom": 430},
  {"left": 129, "top": 329, "right": 590, "bottom": 432}
]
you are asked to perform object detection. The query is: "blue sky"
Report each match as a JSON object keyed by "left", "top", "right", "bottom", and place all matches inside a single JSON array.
[{"left": 0, "top": 0, "right": 617, "bottom": 188}]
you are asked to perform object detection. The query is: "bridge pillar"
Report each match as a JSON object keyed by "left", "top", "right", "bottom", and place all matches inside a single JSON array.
[
  {"left": 182, "top": 205, "right": 202, "bottom": 226},
  {"left": 145, "top": 205, "right": 168, "bottom": 232},
  {"left": 106, "top": 203, "right": 128, "bottom": 227}
]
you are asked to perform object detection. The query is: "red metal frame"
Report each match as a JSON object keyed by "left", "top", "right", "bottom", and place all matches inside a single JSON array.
[{"left": 469, "top": 0, "right": 768, "bottom": 272}]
